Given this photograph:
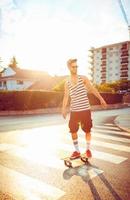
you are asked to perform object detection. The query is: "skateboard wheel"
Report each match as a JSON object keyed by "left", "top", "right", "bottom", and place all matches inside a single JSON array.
[{"left": 64, "top": 160, "right": 72, "bottom": 168}]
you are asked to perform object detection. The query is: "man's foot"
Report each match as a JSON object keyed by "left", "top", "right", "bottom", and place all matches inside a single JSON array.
[
  {"left": 70, "top": 151, "right": 80, "bottom": 160},
  {"left": 86, "top": 149, "right": 92, "bottom": 158}
]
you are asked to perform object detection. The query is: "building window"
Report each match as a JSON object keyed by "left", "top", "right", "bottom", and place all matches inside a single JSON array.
[
  {"left": 17, "top": 80, "right": 23, "bottom": 85},
  {"left": 109, "top": 47, "right": 113, "bottom": 51}
]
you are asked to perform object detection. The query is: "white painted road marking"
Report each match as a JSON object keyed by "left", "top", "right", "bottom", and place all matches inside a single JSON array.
[{"left": 0, "top": 164, "right": 65, "bottom": 200}]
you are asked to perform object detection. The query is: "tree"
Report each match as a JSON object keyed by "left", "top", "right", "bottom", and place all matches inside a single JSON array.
[
  {"left": 94, "top": 83, "right": 115, "bottom": 93},
  {"left": 9, "top": 56, "right": 18, "bottom": 69},
  {"left": 53, "top": 79, "right": 66, "bottom": 92},
  {"left": 0, "top": 57, "right": 6, "bottom": 75},
  {"left": 95, "top": 80, "right": 129, "bottom": 93}
]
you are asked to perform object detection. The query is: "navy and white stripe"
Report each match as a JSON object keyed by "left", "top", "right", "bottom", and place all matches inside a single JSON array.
[{"left": 68, "top": 76, "right": 90, "bottom": 111}]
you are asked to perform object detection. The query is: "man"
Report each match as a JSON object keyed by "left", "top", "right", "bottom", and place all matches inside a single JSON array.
[{"left": 62, "top": 58, "right": 107, "bottom": 159}]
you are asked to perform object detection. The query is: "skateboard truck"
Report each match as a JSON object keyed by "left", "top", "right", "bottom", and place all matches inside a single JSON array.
[{"left": 80, "top": 156, "right": 88, "bottom": 163}]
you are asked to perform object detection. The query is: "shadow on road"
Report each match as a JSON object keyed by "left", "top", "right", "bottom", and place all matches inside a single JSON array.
[{"left": 63, "top": 162, "right": 123, "bottom": 200}]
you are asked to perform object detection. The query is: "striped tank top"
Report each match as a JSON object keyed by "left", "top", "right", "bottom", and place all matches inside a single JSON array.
[{"left": 68, "top": 76, "right": 90, "bottom": 112}]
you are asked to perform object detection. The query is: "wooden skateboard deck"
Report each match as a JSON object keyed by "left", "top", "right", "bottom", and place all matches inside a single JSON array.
[{"left": 62, "top": 153, "right": 90, "bottom": 168}]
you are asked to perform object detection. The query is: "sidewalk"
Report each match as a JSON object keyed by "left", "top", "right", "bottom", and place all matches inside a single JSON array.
[{"left": 114, "top": 114, "right": 130, "bottom": 133}]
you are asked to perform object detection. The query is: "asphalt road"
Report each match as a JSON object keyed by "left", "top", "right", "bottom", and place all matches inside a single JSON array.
[{"left": 0, "top": 107, "right": 130, "bottom": 200}]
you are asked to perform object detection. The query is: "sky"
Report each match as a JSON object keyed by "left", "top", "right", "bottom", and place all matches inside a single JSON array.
[{"left": 0, "top": 0, "right": 130, "bottom": 76}]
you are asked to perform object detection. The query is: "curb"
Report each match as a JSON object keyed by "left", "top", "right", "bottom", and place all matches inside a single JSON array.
[{"left": 0, "top": 103, "right": 129, "bottom": 116}]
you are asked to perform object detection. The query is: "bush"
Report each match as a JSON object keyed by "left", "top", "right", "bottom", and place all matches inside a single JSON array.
[
  {"left": 0, "top": 90, "right": 63, "bottom": 111},
  {"left": 88, "top": 93, "right": 123, "bottom": 105}
]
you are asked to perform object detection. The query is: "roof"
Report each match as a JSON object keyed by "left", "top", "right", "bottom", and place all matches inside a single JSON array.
[
  {"left": 90, "top": 40, "right": 130, "bottom": 51},
  {"left": 28, "top": 76, "right": 67, "bottom": 90},
  {"left": 0, "top": 66, "right": 49, "bottom": 81}
]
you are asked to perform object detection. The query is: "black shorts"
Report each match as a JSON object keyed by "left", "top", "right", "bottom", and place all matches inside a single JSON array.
[{"left": 69, "top": 109, "right": 92, "bottom": 133}]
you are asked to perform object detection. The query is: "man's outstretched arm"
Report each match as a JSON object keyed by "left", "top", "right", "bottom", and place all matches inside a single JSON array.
[{"left": 83, "top": 76, "right": 107, "bottom": 108}]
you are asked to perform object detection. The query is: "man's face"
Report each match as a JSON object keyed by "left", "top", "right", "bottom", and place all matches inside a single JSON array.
[{"left": 69, "top": 62, "right": 78, "bottom": 74}]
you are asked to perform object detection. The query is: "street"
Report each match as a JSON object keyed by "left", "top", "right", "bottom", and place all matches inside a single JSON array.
[{"left": 0, "top": 107, "right": 130, "bottom": 200}]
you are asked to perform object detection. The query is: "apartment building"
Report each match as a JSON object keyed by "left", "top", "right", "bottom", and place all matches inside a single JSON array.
[{"left": 89, "top": 41, "right": 130, "bottom": 84}]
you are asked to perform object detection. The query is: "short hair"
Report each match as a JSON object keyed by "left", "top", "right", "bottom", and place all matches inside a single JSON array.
[{"left": 67, "top": 58, "right": 77, "bottom": 67}]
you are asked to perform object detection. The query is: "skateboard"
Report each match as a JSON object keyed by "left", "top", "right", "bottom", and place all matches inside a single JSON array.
[{"left": 62, "top": 153, "right": 89, "bottom": 168}]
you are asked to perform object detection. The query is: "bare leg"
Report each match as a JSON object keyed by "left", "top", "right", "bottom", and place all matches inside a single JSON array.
[
  {"left": 85, "top": 132, "right": 91, "bottom": 143},
  {"left": 71, "top": 132, "right": 78, "bottom": 140}
]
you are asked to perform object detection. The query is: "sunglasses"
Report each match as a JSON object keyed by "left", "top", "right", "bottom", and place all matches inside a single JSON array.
[{"left": 71, "top": 65, "right": 78, "bottom": 69}]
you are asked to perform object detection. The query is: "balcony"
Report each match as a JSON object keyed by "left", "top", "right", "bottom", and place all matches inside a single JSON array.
[
  {"left": 101, "top": 57, "right": 106, "bottom": 60},
  {"left": 121, "top": 68, "right": 128, "bottom": 71},
  {"left": 120, "top": 63, "right": 128, "bottom": 68},
  {"left": 88, "top": 47, "right": 95, "bottom": 52},
  {"left": 102, "top": 48, "right": 106, "bottom": 53},
  {"left": 101, "top": 69, "right": 106, "bottom": 73},
  {"left": 101, "top": 76, "right": 106, "bottom": 79},
  {"left": 120, "top": 65, "right": 128, "bottom": 69},
  {"left": 88, "top": 54, "right": 94, "bottom": 58},
  {"left": 120, "top": 74, "right": 128, "bottom": 78},
  {"left": 101, "top": 62, "right": 106, "bottom": 65},
  {"left": 101, "top": 80, "right": 106, "bottom": 83},
  {"left": 121, "top": 63, "right": 129, "bottom": 66},
  {"left": 88, "top": 59, "right": 94, "bottom": 63},
  {"left": 101, "top": 65, "right": 106, "bottom": 68},
  {"left": 121, "top": 45, "right": 128, "bottom": 51},
  {"left": 121, "top": 77, "right": 128, "bottom": 80},
  {"left": 102, "top": 52, "right": 107, "bottom": 56},
  {"left": 121, "top": 49, "right": 128, "bottom": 53},
  {"left": 121, "top": 53, "right": 129, "bottom": 57},
  {"left": 121, "top": 60, "right": 128, "bottom": 64}
]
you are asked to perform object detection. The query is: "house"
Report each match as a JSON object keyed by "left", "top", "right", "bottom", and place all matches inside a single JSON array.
[{"left": 0, "top": 65, "right": 50, "bottom": 90}]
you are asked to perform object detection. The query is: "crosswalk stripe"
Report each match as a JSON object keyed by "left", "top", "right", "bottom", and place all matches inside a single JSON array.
[
  {"left": 91, "top": 132, "right": 130, "bottom": 143},
  {"left": 0, "top": 164, "right": 65, "bottom": 200},
  {"left": 0, "top": 143, "right": 20, "bottom": 152},
  {"left": 93, "top": 125, "right": 120, "bottom": 131},
  {"left": 58, "top": 144, "right": 127, "bottom": 164},
  {"left": 103, "top": 123, "right": 117, "bottom": 126},
  {"left": 92, "top": 127, "right": 130, "bottom": 137},
  {"left": 5, "top": 145, "right": 65, "bottom": 170},
  {"left": 79, "top": 138, "right": 130, "bottom": 153}
]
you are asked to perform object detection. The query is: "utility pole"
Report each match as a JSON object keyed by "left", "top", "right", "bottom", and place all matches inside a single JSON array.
[
  {"left": 118, "top": 0, "right": 130, "bottom": 40},
  {"left": 0, "top": 8, "right": 2, "bottom": 38},
  {"left": 128, "top": 25, "right": 130, "bottom": 41}
]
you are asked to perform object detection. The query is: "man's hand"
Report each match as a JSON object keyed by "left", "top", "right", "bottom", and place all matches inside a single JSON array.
[
  {"left": 100, "top": 98, "right": 107, "bottom": 109},
  {"left": 62, "top": 108, "right": 67, "bottom": 119}
]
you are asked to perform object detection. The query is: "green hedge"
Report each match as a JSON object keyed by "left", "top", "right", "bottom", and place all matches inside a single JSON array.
[
  {"left": 88, "top": 93, "right": 123, "bottom": 105},
  {"left": 0, "top": 91, "right": 63, "bottom": 110},
  {"left": 0, "top": 91, "right": 123, "bottom": 111}
]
